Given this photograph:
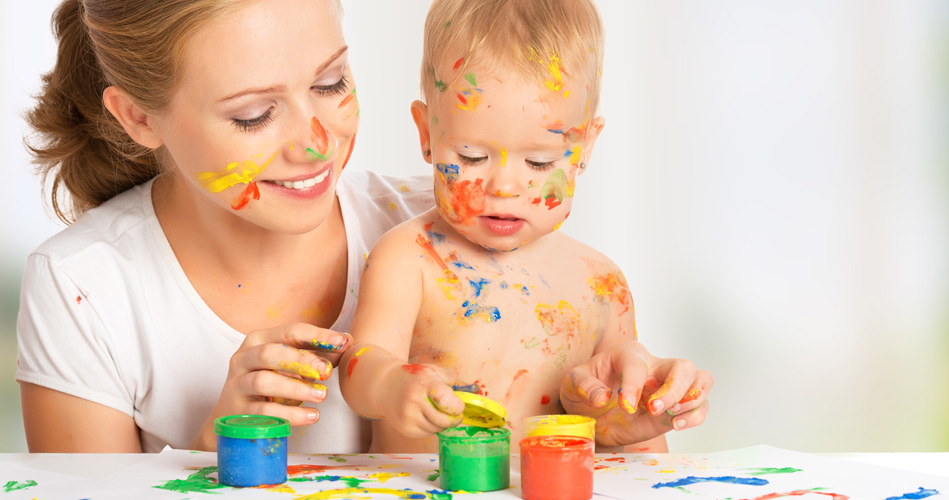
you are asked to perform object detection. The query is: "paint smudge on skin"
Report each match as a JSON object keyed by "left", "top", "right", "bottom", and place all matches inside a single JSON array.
[
  {"left": 535, "top": 300, "right": 582, "bottom": 340},
  {"left": 503, "top": 369, "right": 529, "bottom": 402},
  {"left": 295, "top": 487, "right": 453, "bottom": 500},
  {"left": 437, "top": 177, "right": 486, "bottom": 225},
  {"left": 588, "top": 272, "right": 633, "bottom": 315},
  {"left": 499, "top": 148, "right": 508, "bottom": 167},
  {"left": 436, "top": 163, "right": 459, "bottom": 183},
  {"left": 197, "top": 151, "right": 278, "bottom": 193},
  {"left": 347, "top": 346, "right": 371, "bottom": 378},
  {"left": 564, "top": 145, "right": 582, "bottom": 166},
  {"left": 230, "top": 181, "right": 260, "bottom": 210},
  {"left": 618, "top": 387, "right": 638, "bottom": 414},
  {"left": 431, "top": 66, "right": 448, "bottom": 92},
  {"left": 884, "top": 488, "right": 940, "bottom": 500},
  {"left": 417, "top": 228, "right": 463, "bottom": 300},
  {"left": 3, "top": 480, "right": 37, "bottom": 493},
  {"left": 341, "top": 131, "right": 357, "bottom": 171},
  {"left": 447, "top": 251, "right": 475, "bottom": 270},
  {"left": 401, "top": 364, "right": 431, "bottom": 375},
  {"left": 453, "top": 58, "right": 464, "bottom": 70},
  {"left": 652, "top": 476, "right": 769, "bottom": 489},
  {"left": 338, "top": 87, "right": 360, "bottom": 121},
  {"left": 526, "top": 48, "right": 569, "bottom": 98},
  {"left": 530, "top": 168, "right": 574, "bottom": 210},
  {"left": 540, "top": 394, "right": 551, "bottom": 405},
  {"left": 459, "top": 278, "right": 500, "bottom": 323},
  {"left": 155, "top": 466, "right": 225, "bottom": 494},
  {"left": 747, "top": 490, "right": 850, "bottom": 500},
  {"left": 455, "top": 85, "right": 483, "bottom": 111},
  {"left": 280, "top": 360, "right": 331, "bottom": 381},
  {"left": 307, "top": 116, "right": 336, "bottom": 161}
]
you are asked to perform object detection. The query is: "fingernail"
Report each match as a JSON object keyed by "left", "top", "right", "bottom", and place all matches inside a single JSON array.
[
  {"left": 306, "top": 410, "right": 319, "bottom": 422},
  {"left": 335, "top": 332, "right": 352, "bottom": 348},
  {"left": 590, "top": 388, "right": 606, "bottom": 406},
  {"left": 620, "top": 394, "right": 637, "bottom": 414},
  {"left": 673, "top": 418, "right": 685, "bottom": 430},
  {"left": 311, "top": 383, "right": 327, "bottom": 399},
  {"left": 650, "top": 398, "right": 664, "bottom": 414},
  {"left": 667, "top": 403, "right": 681, "bottom": 415}
]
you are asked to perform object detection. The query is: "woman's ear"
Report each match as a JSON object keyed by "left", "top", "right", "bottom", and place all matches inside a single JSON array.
[
  {"left": 102, "top": 86, "right": 163, "bottom": 149},
  {"left": 410, "top": 100, "right": 432, "bottom": 165},
  {"left": 578, "top": 116, "right": 605, "bottom": 175}
]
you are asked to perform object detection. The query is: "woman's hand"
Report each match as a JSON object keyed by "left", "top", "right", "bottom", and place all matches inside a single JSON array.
[
  {"left": 560, "top": 340, "right": 713, "bottom": 448},
  {"left": 379, "top": 363, "right": 465, "bottom": 438},
  {"left": 190, "top": 323, "right": 352, "bottom": 450}
]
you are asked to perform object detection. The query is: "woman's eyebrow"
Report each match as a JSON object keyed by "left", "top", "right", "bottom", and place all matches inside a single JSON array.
[{"left": 218, "top": 46, "right": 350, "bottom": 103}]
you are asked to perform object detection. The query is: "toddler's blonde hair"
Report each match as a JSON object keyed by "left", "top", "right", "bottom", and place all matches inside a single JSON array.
[{"left": 420, "top": 0, "right": 604, "bottom": 113}]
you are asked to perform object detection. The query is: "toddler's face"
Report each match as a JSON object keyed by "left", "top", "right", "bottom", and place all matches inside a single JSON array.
[
  {"left": 149, "top": 0, "right": 359, "bottom": 234},
  {"left": 417, "top": 65, "right": 602, "bottom": 251}
]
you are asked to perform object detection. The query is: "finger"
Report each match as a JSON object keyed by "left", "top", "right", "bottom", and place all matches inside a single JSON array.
[
  {"left": 232, "top": 341, "right": 333, "bottom": 381},
  {"left": 611, "top": 344, "right": 650, "bottom": 414},
  {"left": 561, "top": 365, "right": 613, "bottom": 408},
  {"left": 428, "top": 383, "right": 464, "bottom": 416},
  {"left": 240, "top": 400, "right": 322, "bottom": 427},
  {"left": 422, "top": 389, "right": 465, "bottom": 431},
  {"left": 670, "top": 400, "right": 710, "bottom": 431},
  {"left": 644, "top": 359, "right": 697, "bottom": 416},
  {"left": 667, "top": 369, "right": 713, "bottom": 415},
  {"left": 308, "top": 331, "right": 354, "bottom": 353},
  {"left": 241, "top": 368, "right": 328, "bottom": 405}
]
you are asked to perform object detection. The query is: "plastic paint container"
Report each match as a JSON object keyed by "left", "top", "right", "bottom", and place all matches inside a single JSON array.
[
  {"left": 214, "top": 415, "right": 291, "bottom": 487},
  {"left": 520, "top": 435, "right": 594, "bottom": 500},
  {"left": 438, "top": 426, "right": 511, "bottom": 491},
  {"left": 524, "top": 414, "right": 595, "bottom": 440}
]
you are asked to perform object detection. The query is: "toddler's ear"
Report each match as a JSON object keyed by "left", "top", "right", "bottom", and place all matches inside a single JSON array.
[
  {"left": 410, "top": 100, "right": 432, "bottom": 165},
  {"left": 102, "top": 86, "right": 163, "bottom": 150},
  {"left": 579, "top": 116, "right": 606, "bottom": 175}
]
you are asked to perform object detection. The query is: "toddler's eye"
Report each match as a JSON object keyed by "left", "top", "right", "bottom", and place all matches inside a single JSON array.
[
  {"left": 458, "top": 153, "right": 487, "bottom": 166},
  {"left": 313, "top": 75, "right": 350, "bottom": 97},
  {"left": 526, "top": 159, "right": 556, "bottom": 171},
  {"left": 232, "top": 109, "right": 274, "bottom": 133}
]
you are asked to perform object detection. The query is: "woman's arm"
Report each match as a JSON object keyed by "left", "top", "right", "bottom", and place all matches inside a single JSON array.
[{"left": 20, "top": 383, "right": 142, "bottom": 452}]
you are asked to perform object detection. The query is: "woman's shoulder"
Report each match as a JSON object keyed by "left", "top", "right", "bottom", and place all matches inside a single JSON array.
[{"left": 30, "top": 181, "right": 156, "bottom": 266}]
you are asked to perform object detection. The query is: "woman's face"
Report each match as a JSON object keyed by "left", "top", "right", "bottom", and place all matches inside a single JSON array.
[{"left": 152, "top": 0, "right": 359, "bottom": 234}]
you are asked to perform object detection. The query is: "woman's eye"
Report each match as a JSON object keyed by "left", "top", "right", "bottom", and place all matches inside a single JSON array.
[
  {"left": 313, "top": 75, "right": 350, "bottom": 97},
  {"left": 458, "top": 154, "right": 487, "bottom": 166},
  {"left": 232, "top": 109, "right": 274, "bottom": 133},
  {"left": 526, "top": 159, "right": 556, "bottom": 171}
]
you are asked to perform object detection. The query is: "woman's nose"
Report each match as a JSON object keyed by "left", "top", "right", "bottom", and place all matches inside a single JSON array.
[{"left": 283, "top": 116, "right": 338, "bottom": 163}]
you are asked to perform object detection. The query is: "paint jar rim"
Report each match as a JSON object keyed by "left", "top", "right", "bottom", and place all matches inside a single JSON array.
[
  {"left": 214, "top": 415, "right": 291, "bottom": 439},
  {"left": 438, "top": 425, "right": 511, "bottom": 444},
  {"left": 520, "top": 435, "right": 594, "bottom": 451},
  {"left": 524, "top": 414, "right": 595, "bottom": 439}
]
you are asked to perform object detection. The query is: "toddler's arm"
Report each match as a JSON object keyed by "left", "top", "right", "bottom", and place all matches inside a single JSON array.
[{"left": 339, "top": 226, "right": 464, "bottom": 438}]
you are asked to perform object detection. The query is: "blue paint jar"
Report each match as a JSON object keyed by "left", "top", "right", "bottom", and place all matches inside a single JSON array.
[{"left": 214, "top": 415, "right": 290, "bottom": 487}]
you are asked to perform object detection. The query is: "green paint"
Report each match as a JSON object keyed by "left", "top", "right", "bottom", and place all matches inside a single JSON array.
[
  {"left": 435, "top": 79, "right": 447, "bottom": 92},
  {"left": 540, "top": 168, "right": 570, "bottom": 203},
  {"left": 523, "top": 337, "right": 540, "bottom": 349},
  {"left": 464, "top": 73, "right": 477, "bottom": 87},
  {"left": 3, "top": 480, "right": 37, "bottom": 493},
  {"left": 289, "top": 475, "right": 371, "bottom": 488},
  {"left": 327, "top": 456, "right": 347, "bottom": 463},
  {"left": 745, "top": 467, "right": 802, "bottom": 475},
  {"left": 444, "top": 21, "right": 451, "bottom": 29},
  {"left": 306, "top": 148, "right": 330, "bottom": 161},
  {"left": 427, "top": 470, "right": 441, "bottom": 482},
  {"left": 155, "top": 466, "right": 227, "bottom": 494},
  {"left": 438, "top": 427, "right": 509, "bottom": 492},
  {"left": 429, "top": 490, "right": 453, "bottom": 500}
]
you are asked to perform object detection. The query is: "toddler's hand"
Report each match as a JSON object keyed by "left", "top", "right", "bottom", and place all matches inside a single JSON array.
[
  {"left": 560, "top": 340, "right": 713, "bottom": 447},
  {"left": 384, "top": 364, "right": 465, "bottom": 438}
]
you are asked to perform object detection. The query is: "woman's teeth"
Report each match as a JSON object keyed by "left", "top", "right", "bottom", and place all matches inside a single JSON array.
[{"left": 275, "top": 169, "right": 330, "bottom": 190}]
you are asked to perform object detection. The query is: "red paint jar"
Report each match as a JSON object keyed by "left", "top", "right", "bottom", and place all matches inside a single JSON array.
[{"left": 519, "top": 435, "right": 594, "bottom": 500}]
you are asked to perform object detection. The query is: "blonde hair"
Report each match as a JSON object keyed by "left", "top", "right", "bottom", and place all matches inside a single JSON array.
[
  {"left": 419, "top": 0, "right": 604, "bottom": 112},
  {"left": 26, "top": 0, "right": 244, "bottom": 224}
]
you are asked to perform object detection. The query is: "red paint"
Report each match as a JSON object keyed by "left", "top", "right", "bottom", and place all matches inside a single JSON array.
[
  {"left": 447, "top": 178, "right": 485, "bottom": 224},
  {"left": 310, "top": 116, "right": 330, "bottom": 156},
  {"left": 75, "top": 296, "right": 82, "bottom": 305},
  {"left": 540, "top": 395, "right": 550, "bottom": 405},
  {"left": 747, "top": 491, "right": 849, "bottom": 500},
  {"left": 286, "top": 464, "right": 350, "bottom": 476},
  {"left": 504, "top": 369, "right": 529, "bottom": 402},
  {"left": 453, "top": 58, "right": 464, "bottom": 70},
  {"left": 415, "top": 233, "right": 458, "bottom": 280},
  {"left": 347, "top": 357, "right": 359, "bottom": 378},
  {"left": 401, "top": 364, "right": 430, "bottom": 375},
  {"left": 679, "top": 388, "right": 703, "bottom": 404},
  {"left": 520, "top": 436, "right": 594, "bottom": 500},
  {"left": 456, "top": 93, "right": 468, "bottom": 106},
  {"left": 231, "top": 181, "right": 260, "bottom": 210},
  {"left": 543, "top": 196, "right": 562, "bottom": 210},
  {"left": 341, "top": 132, "right": 356, "bottom": 171}
]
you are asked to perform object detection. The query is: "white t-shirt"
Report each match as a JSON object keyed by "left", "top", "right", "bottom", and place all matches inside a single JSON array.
[{"left": 16, "top": 169, "right": 434, "bottom": 453}]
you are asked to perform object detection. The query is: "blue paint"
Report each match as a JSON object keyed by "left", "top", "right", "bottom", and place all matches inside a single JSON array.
[
  {"left": 436, "top": 163, "right": 459, "bottom": 182},
  {"left": 451, "top": 260, "right": 475, "bottom": 270},
  {"left": 885, "top": 488, "right": 941, "bottom": 500},
  {"left": 651, "top": 476, "right": 769, "bottom": 489},
  {"left": 468, "top": 278, "right": 490, "bottom": 297},
  {"left": 462, "top": 300, "right": 501, "bottom": 322}
]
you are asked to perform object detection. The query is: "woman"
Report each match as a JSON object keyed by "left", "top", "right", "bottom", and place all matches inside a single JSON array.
[{"left": 18, "top": 0, "right": 710, "bottom": 453}]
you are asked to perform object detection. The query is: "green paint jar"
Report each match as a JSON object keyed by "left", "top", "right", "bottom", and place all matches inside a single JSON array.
[{"left": 437, "top": 426, "right": 510, "bottom": 492}]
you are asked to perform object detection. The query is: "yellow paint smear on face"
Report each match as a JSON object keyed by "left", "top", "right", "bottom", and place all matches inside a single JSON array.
[
  {"left": 196, "top": 151, "right": 278, "bottom": 193},
  {"left": 499, "top": 148, "right": 508, "bottom": 167},
  {"left": 566, "top": 144, "right": 582, "bottom": 166}
]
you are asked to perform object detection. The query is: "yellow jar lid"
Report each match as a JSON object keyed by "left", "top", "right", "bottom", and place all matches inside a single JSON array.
[{"left": 455, "top": 391, "right": 507, "bottom": 428}]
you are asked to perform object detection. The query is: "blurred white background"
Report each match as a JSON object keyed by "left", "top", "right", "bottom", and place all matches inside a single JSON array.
[{"left": 2, "top": 1, "right": 946, "bottom": 453}]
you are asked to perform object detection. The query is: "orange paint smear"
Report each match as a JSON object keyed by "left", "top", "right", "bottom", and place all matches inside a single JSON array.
[
  {"left": 341, "top": 132, "right": 356, "bottom": 171},
  {"left": 447, "top": 179, "right": 485, "bottom": 224},
  {"left": 503, "top": 369, "right": 529, "bottom": 402},
  {"left": 231, "top": 181, "right": 260, "bottom": 210},
  {"left": 453, "top": 58, "right": 464, "bottom": 70},
  {"left": 679, "top": 388, "right": 703, "bottom": 404},
  {"left": 415, "top": 231, "right": 458, "bottom": 280},
  {"left": 588, "top": 273, "right": 633, "bottom": 315},
  {"left": 540, "top": 394, "right": 551, "bottom": 405},
  {"left": 310, "top": 117, "right": 330, "bottom": 156},
  {"left": 401, "top": 364, "right": 430, "bottom": 375}
]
